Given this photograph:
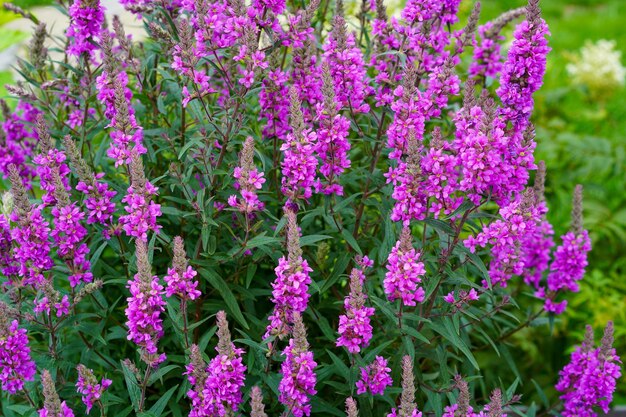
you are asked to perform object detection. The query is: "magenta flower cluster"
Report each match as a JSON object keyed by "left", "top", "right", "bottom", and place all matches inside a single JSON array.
[
  {"left": 11, "top": 207, "right": 53, "bottom": 287},
  {"left": 266, "top": 256, "right": 313, "bottom": 338},
  {"left": 75, "top": 365, "right": 112, "bottom": 414},
  {"left": 0, "top": 320, "right": 36, "bottom": 394},
  {"left": 542, "top": 231, "right": 591, "bottom": 313},
  {"left": 356, "top": 356, "right": 393, "bottom": 396},
  {"left": 336, "top": 265, "right": 375, "bottom": 353},
  {"left": 38, "top": 401, "right": 75, "bottom": 417},
  {"left": 75, "top": 173, "right": 117, "bottom": 233},
  {"left": 119, "top": 180, "right": 162, "bottom": 242},
  {"left": 186, "top": 351, "right": 247, "bottom": 417},
  {"left": 66, "top": 0, "right": 104, "bottom": 58},
  {"left": 280, "top": 128, "right": 318, "bottom": 203},
  {"left": 279, "top": 334, "right": 317, "bottom": 417},
  {"left": 556, "top": 324, "right": 622, "bottom": 417},
  {"left": 384, "top": 228, "right": 426, "bottom": 306},
  {"left": 125, "top": 269, "right": 167, "bottom": 366}
]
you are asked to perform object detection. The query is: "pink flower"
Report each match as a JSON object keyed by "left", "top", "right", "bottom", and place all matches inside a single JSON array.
[
  {"left": 76, "top": 365, "right": 112, "bottom": 414},
  {"left": 384, "top": 227, "right": 426, "bottom": 306},
  {"left": 356, "top": 356, "right": 393, "bottom": 396},
  {"left": 0, "top": 319, "right": 36, "bottom": 394}
]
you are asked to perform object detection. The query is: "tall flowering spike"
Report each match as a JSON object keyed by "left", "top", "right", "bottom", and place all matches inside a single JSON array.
[
  {"left": 384, "top": 227, "right": 426, "bottom": 306},
  {"left": 119, "top": 155, "right": 162, "bottom": 241},
  {"left": 66, "top": 0, "right": 104, "bottom": 58},
  {"left": 388, "top": 356, "right": 422, "bottom": 417},
  {"left": 98, "top": 30, "right": 145, "bottom": 166},
  {"left": 487, "top": 389, "right": 503, "bottom": 417},
  {"left": 41, "top": 370, "right": 62, "bottom": 415},
  {"left": 322, "top": 13, "right": 370, "bottom": 113},
  {"left": 388, "top": 130, "right": 428, "bottom": 223},
  {"left": 40, "top": 369, "right": 75, "bottom": 417},
  {"left": 0, "top": 303, "right": 36, "bottom": 394},
  {"left": 582, "top": 324, "right": 595, "bottom": 353},
  {"left": 9, "top": 164, "right": 53, "bottom": 287},
  {"left": 289, "top": 19, "right": 323, "bottom": 110},
  {"left": 259, "top": 52, "right": 290, "bottom": 141},
  {"left": 250, "top": 386, "right": 268, "bottom": 417},
  {"left": 571, "top": 184, "right": 584, "bottom": 235},
  {"left": 456, "top": 376, "right": 470, "bottom": 416},
  {"left": 125, "top": 240, "right": 166, "bottom": 366},
  {"left": 29, "top": 23, "right": 48, "bottom": 71},
  {"left": 556, "top": 322, "right": 622, "bottom": 417},
  {"left": 399, "top": 356, "right": 416, "bottom": 416},
  {"left": 8, "top": 164, "right": 31, "bottom": 220},
  {"left": 600, "top": 321, "right": 615, "bottom": 360},
  {"left": 281, "top": 87, "right": 318, "bottom": 203},
  {"left": 314, "top": 63, "right": 351, "bottom": 196},
  {"left": 63, "top": 136, "right": 116, "bottom": 231},
  {"left": 346, "top": 397, "right": 359, "bottom": 417},
  {"left": 470, "top": 6, "right": 526, "bottom": 80},
  {"left": 336, "top": 265, "right": 375, "bottom": 353},
  {"left": 0, "top": 200, "right": 16, "bottom": 281},
  {"left": 456, "top": 2, "right": 481, "bottom": 53},
  {"left": 442, "top": 375, "right": 479, "bottom": 417},
  {"left": 278, "top": 313, "right": 317, "bottom": 417},
  {"left": 496, "top": 0, "right": 550, "bottom": 132},
  {"left": 215, "top": 311, "right": 233, "bottom": 356},
  {"left": 76, "top": 364, "right": 112, "bottom": 414},
  {"left": 33, "top": 115, "right": 71, "bottom": 207},
  {"left": 44, "top": 142, "right": 93, "bottom": 288},
  {"left": 386, "top": 64, "right": 425, "bottom": 162},
  {"left": 543, "top": 185, "right": 591, "bottom": 314},
  {"left": 108, "top": 73, "right": 145, "bottom": 166},
  {"left": 533, "top": 160, "right": 547, "bottom": 202},
  {"left": 198, "top": 311, "right": 247, "bottom": 416},
  {"left": 521, "top": 161, "right": 554, "bottom": 289},
  {"left": 229, "top": 136, "right": 266, "bottom": 213},
  {"left": 185, "top": 344, "right": 209, "bottom": 416},
  {"left": 164, "top": 236, "right": 200, "bottom": 300},
  {"left": 356, "top": 356, "right": 393, "bottom": 396},
  {"left": 266, "top": 209, "right": 312, "bottom": 338}
]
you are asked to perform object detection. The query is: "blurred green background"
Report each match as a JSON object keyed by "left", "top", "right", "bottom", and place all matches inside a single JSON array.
[{"left": 2, "top": 0, "right": 625, "bottom": 406}]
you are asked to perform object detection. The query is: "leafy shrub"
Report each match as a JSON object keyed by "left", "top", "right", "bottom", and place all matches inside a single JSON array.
[{"left": 0, "top": 0, "right": 622, "bottom": 416}]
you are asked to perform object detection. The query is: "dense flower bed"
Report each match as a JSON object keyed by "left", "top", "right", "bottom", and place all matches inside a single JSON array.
[{"left": 0, "top": 0, "right": 621, "bottom": 416}]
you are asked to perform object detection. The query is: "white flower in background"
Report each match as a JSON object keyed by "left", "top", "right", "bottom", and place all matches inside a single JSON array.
[{"left": 566, "top": 39, "right": 626, "bottom": 99}]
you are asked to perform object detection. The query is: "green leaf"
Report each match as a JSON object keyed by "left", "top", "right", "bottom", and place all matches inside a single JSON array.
[
  {"left": 6, "top": 405, "right": 32, "bottom": 416},
  {"left": 147, "top": 365, "right": 180, "bottom": 385},
  {"left": 402, "top": 326, "right": 431, "bottom": 345},
  {"left": 326, "top": 350, "right": 350, "bottom": 381},
  {"left": 341, "top": 228, "right": 362, "bottom": 255},
  {"left": 148, "top": 384, "right": 179, "bottom": 416},
  {"left": 531, "top": 379, "right": 550, "bottom": 408},
  {"left": 299, "top": 234, "right": 333, "bottom": 247},
  {"left": 423, "top": 218, "right": 455, "bottom": 236},
  {"left": 121, "top": 360, "right": 141, "bottom": 413},
  {"left": 197, "top": 268, "right": 249, "bottom": 329},
  {"left": 363, "top": 340, "right": 395, "bottom": 363},
  {"left": 245, "top": 233, "right": 282, "bottom": 249},
  {"left": 429, "top": 318, "right": 479, "bottom": 370}
]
